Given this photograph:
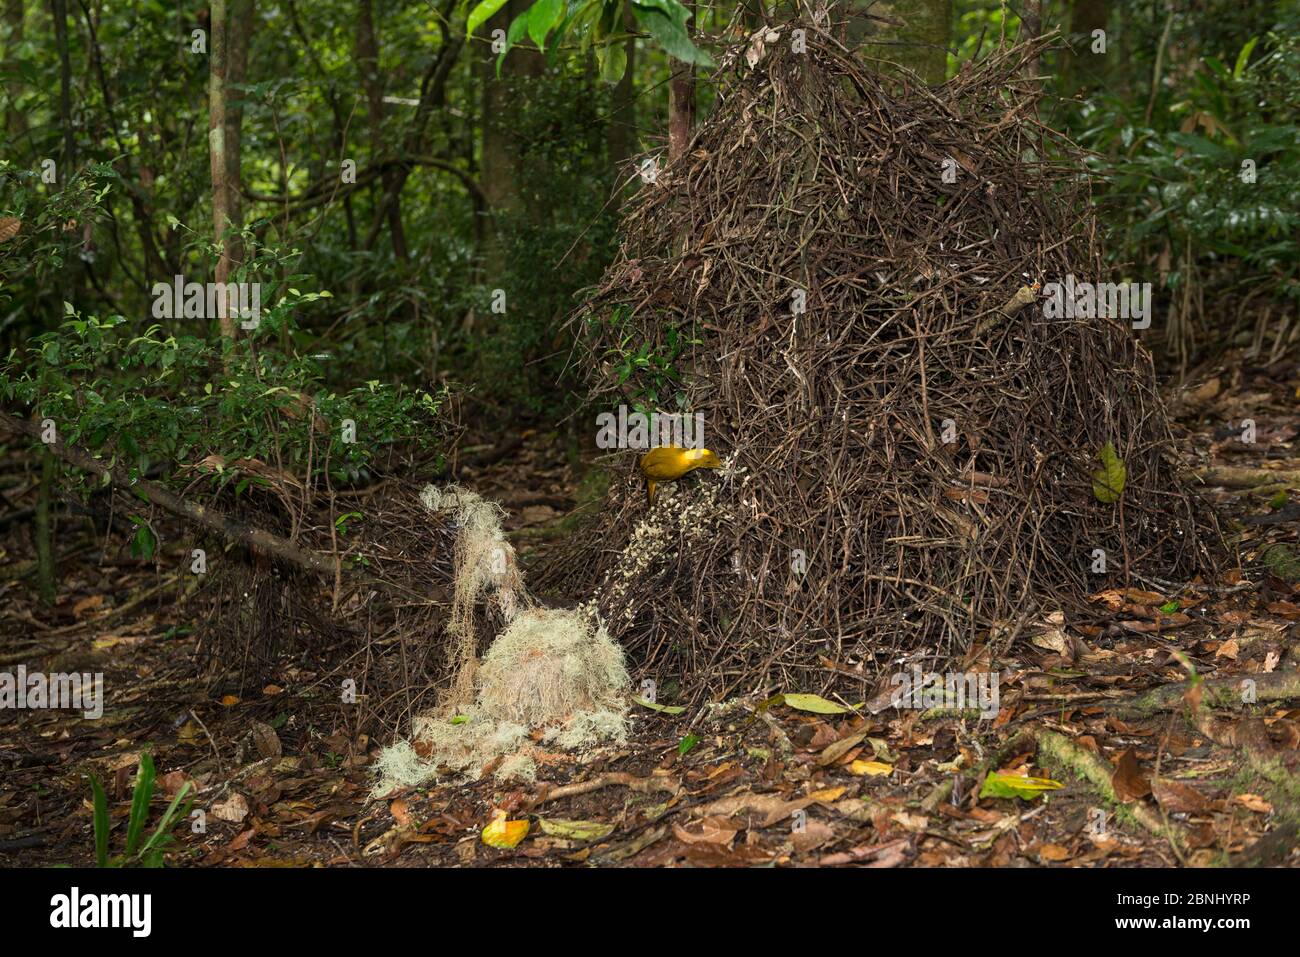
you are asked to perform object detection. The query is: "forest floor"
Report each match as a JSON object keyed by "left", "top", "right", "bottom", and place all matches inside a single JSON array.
[{"left": 2, "top": 355, "right": 1299, "bottom": 868}]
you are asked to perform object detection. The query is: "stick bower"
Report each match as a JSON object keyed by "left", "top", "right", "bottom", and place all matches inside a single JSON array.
[{"left": 540, "top": 25, "right": 1220, "bottom": 702}]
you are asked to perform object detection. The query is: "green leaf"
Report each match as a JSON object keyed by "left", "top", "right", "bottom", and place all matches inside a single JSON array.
[
  {"left": 527, "top": 0, "right": 563, "bottom": 51},
  {"left": 633, "top": 696, "right": 685, "bottom": 715},
  {"left": 677, "top": 733, "right": 700, "bottom": 756},
  {"left": 131, "top": 524, "right": 156, "bottom": 559},
  {"left": 781, "top": 693, "right": 850, "bottom": 715},
  {"left": 979, "top": 771, "right": 1063, "bottom": 800},
  {"left": 633, "top": 0, "right": 687, "bottom": 25},
  {"left": 466, "top": 0, "right": 510, "bottom": 37},
  {"left": 1166, "top": 132, "right": 1235, "bottom": 163},
  {"left": 90, "top": 774, "right": 110, "bottom": 868},
  {"left": 124, "top": 752, "right": 156, "bottom": 856},
  {"left": 140, "top": 781, "right": 192, "bottom": 858},
  {"left": 632, "top": 8, "right": 713, "bottom": 67},
  {"left": 1159, "top": 600, "right": 1180, "bottom": 614},
  {"left": 1233, "top": 37, "right": 1259, "bottom": 81},
  {"left": 450, "top": 714, "right": 470, "bottom": 725},
  {"left": 536, "top": 818, "right": 615, "bottom": 841},
  {"left": 598, "top": 41, "right": 627, "bottom": 84},
  {"left": 1091, "top": 441, "right": 1127, "bottom": 504}
]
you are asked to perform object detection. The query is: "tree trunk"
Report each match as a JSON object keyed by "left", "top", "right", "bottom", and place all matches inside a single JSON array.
[
  {"left": 1022, "top": 0, "right": 1042, "bottom": 79},
  {"left": 3, "top": 0, "right": 25, "bottom": 138},
  {"left": 50, "top": 0, "right": 77, "bottom": 295},
  {"left": 1064, "top": 0, "right": 1111, "bottom": 92},
  {"left": 667, "top": 0, "right": 696, "bottom": 162},
  {"left": 50, "top": 0, "right": 74, "bottom": 164},
  {"left": 208, "top": 0, "right": 236, "bottom": 341},
  {"left": 478, "top": 0, "right": 542, "bottom": 274},
  {"left": 224, "top": 0, "right": 254, "bottom": 273},
  {"left": 356, "top": 0, "right": 409, "bottom": 263},
  {"left": 607, "top": 7, "right": 637, "bottom": 199},
  {"left": 359, "top": 1, "right": 464, "bottom": 256}
]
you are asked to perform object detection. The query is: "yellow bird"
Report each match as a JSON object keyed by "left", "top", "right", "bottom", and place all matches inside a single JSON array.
[{"left": 639, "top": 446, "right": 721, "bottom": 504}]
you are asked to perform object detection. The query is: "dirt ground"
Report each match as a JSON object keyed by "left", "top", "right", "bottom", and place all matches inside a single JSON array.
[{"left": 2, "top": 355, "right": 1299, "bottom": 868}]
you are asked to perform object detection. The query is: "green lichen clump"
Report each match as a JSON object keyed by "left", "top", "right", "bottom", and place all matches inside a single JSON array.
[
  {"left": 372, "top": 607, "right": 630, "bottom": 795},
  {"left": 478, "top": 607, "right": 629, "bottom": 727}
]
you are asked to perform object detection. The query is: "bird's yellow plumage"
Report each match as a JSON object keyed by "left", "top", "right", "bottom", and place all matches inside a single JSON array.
[{"left": 638, "top": 447, "right": 721, "bottom": 503}]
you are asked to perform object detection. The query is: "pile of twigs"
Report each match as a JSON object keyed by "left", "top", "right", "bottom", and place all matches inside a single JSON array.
[
  {"left": 541, "top": 23, "right": 1220, "bottom": 702},
  {"left": 189, "top": 479, "right": 469, "bottom": 732}
]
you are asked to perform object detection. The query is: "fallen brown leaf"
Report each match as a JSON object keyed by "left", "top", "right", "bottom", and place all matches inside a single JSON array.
[
  {"left": 791, "top": 819, "right": 835, "bottom": 854},
  {"left": 672, "top": 816, "right": 741, "bottom": 846},
  {"left": 1038, "top": 843, "right": 1071, "bottom": 862},
  {"left": 212, "top": 793, "right": 250, "bottom": 824},
  {"left": 390, "top": 798, "right": 411, "bottom": 826},
  {"left": 1234, "top": 793, "right": 1273, "bottom": 814},
  {"left": 250, "top": 721, "right": 282, "bottom": 760},
  {"left": 72, "top": 594, "right": 105, "bottom": 619},
  {"left": 1151, "top": 778, "right": 1208, "bottom": 814},
  {"left": 1111, "top": 748, "right": 1152, "bottom": 802},
  {"left": 818, "top": 837, "right": 910, "bottom": 867}
]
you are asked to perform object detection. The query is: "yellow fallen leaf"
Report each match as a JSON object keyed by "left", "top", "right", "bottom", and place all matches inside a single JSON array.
[
  {"left": 537, "top": 818, "right": 615, "bottom": 841},
  {"left": 849, "top": 759, "right": 893, "bottom": 777},
  {"left": 980, "top": 771, "right": 1064, "bottom": 800},
  {"left": 808, "top": 786, "right": 846, "bottom": 802},
  {"left": 92, "top": 635, "right": 143, "bottom": 650},
  {"left": 72, "top": 594, "right": 104, "bottom": 618},
  {"left": 1091, "top": 442, "right": 1127, "bottom": 504},
  {"left": 1039, "top": 843, "right": 1071, "bottom": 862},
  {"left": 1234, "top": 793, "right": 1273, "bottom": 814},
  {"left": 781, "top": 693, "right": 851, "bottom": 714},
  {"left": 481, "top": 811, "right": 529, "bottom": 849}
]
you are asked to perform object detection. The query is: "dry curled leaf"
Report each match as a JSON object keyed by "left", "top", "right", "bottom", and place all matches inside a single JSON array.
[
  {"left": 212, "top": 792, "right": 249, "bottom": 824},
  {"left": 672, "top": 816, "right": 740, "bottom": 846},
  {"left": 1111, "top": 748, "right": 1152, "bottom": 802},
  {"left": 389, "top": 798, "right": 411, "bottom": 827},
  {"left": 249, "top": 721, "right": 282, "bottom": 760}
]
